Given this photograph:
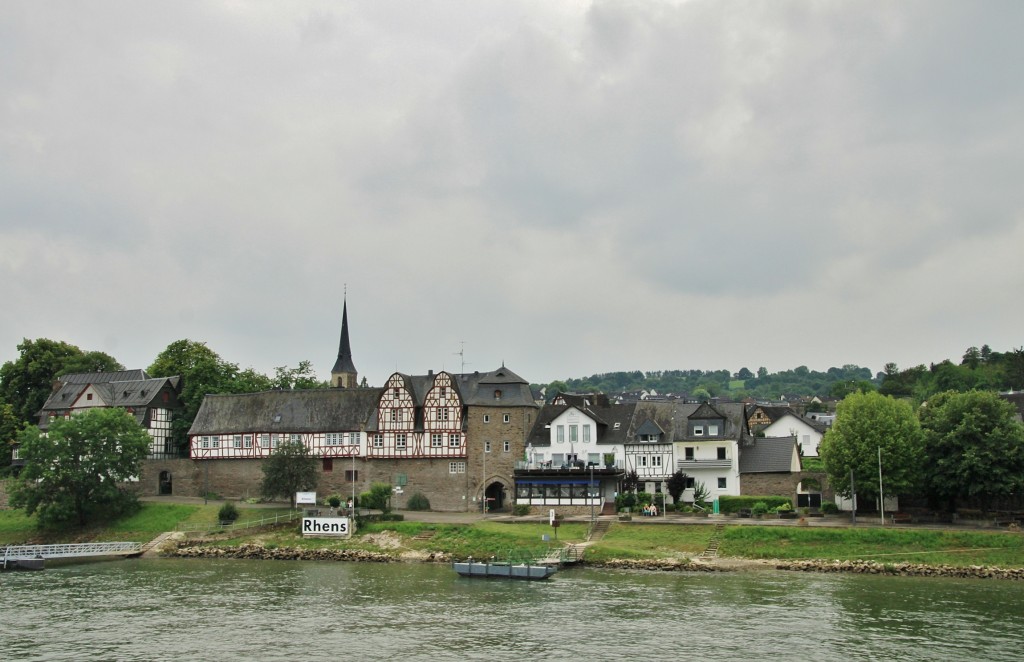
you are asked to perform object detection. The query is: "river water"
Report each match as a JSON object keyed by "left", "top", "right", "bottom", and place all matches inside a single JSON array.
[{"left": 3, "top": 558, "right": 1024, "bottom": 661}]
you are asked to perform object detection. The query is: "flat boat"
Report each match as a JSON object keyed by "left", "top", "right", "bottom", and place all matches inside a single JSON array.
[{"left": 453, "top": 559, "right": 557, "bottom": 580}]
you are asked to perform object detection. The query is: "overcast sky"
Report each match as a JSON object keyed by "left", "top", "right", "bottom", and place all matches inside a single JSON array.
[{"left": 2, "top": 1, "right": 1022, "bottom": 387}]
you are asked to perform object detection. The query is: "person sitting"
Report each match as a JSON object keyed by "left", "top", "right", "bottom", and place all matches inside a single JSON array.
[
  {"left": 650, "top": 504, "right": 658, "bottom": 517},
  {"left": 642, "top": 504, "right": 651, "bottom": 516}
]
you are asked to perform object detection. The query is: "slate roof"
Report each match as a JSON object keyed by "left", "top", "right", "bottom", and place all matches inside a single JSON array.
[
  {"left": 739, "top": 436, "right": 800, "bottom": 473},
  {"left": 452, "top": 366, "right": 535, "bottom": 408},
  {"left": 745, "top": 405, "right": 793, "bottom": 424},
  {"left": 331, "top": 299, "right": 358, "bottom": 376},
  {"left": 38, "top": 371, "right": 183, "bottom": 429},
  {"left": 189, "top": 388, "right": 383, "bottom": 436},
  {"left": 527, "top": 400, "right": 753, "bottom": 448}
]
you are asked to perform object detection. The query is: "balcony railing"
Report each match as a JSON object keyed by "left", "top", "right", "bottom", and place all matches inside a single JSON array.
[
  {"left": 515, "top": 460, "right": 623, "bottom": 471},
  {"left": 677, "top": 458, "right": 733, "bottom": 469}
]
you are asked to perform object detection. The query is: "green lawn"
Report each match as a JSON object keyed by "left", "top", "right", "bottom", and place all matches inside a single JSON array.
[
  {"left": 720, "top": 525, "right": 1024, "bottom": 567},
  {"left": 585, "top": 523, "right": 715, "bottom": 563}
]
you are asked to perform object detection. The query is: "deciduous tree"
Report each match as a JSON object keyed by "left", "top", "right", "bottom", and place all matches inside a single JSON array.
[
  {"left": 819, "top": 391, "right": 923, "bottom": 504},
  {"left": 0, "top": 338, "right": 124, "bottom": 425},
  {"left": 260, "top": 440, "right": 319, "bottom": 507},
  {"left": 918, "top": 390, "right": 1024, "bottom": 512},
  {"left": 10, "top": 408, "right": 149, "bottom": 526}
]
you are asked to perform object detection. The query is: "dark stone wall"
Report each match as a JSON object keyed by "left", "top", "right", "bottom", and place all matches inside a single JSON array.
[{"left": 739, "top": 471, "right": 833, "bottom": 502}]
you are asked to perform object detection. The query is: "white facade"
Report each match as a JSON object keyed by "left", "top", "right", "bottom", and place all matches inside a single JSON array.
[
  {"left": 540, "top": 408, "right": 603, "bottom": 467},
  {"left": 673, "top": 439, "right": 740, "bottom": 501},
  {"left": 762, "top": 414, "right": 825, "bottom": 457}
]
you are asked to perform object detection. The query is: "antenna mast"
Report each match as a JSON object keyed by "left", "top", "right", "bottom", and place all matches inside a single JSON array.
[{"left": 454, "top": 341, "right": 470, "bottom": 374}]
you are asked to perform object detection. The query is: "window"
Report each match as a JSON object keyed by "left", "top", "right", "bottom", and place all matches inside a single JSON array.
[
  {"left": 485, "top": 441, "right": 491, "bottom": 453},
  {"left": 211, "top": 436, "right": 220, "bottom": 449},
  {"left": 494, "top": 390, "right": 502, "bottom": 400},
  {"left": 483, "top": 415, "right": 490, "bottom": 423},
  {"left": 396, "top": 434, "right": 407, "bottom": 449},
  {"left": 717, "top": 447, "right": 726, "bottom": 460},
  {"left": 569, "top": 425, "right": 578, "bottom": 443},
  {"left": 87, "top": 393, "right": 93, "bottom": 401},
  {"left": 613, "top": 422, "right": 621, "bottom": 430},
  {"left": 233, "top": 435, "right": 242, "bottom": 449},
  {"left": 440, "top": 387, "right": 447, "bottom": 398},
  {"left": 583, "top": 425, "right": 591, "bottom": 442},
  {"left": 556, "top": 426, "right": 565, "bottom": 443},
  {"left": 450, "top": 461, "right": 466, "bottom": 474},
  {"left": 694, "top": 425, "right": 704, "bottom": 436},
  {"left": 431, "top": 434, "right": 442, "bottom": 448},
  {"left": 503, "top": 414, "right": 510, "bottom": 423},
  {"left": 393, "top": 388, "right": 400, "bottom": 400},
  {"left": 290, "top": 434, "right": 301, "bottom": 443},
  {"left": 503, "top": 440, "right": 510, "bottom": 452},
  {"left": 260, "top": 434, "right": 270, "bottom": 448},
  {"left": 449, "top": 434, "right": 461, "bottom": 447},
  {"left": 718, "top": 477, "right": 727, "bottom": 489},
  {"left": 243, "top": 435, "right": 253, "bottom": 449},
  {"left": 12, "top": 447, "right": 19, "bottom": 460},
  {"left": 345, "top": 469, "right": 359, "bottom": 481},
  {"left": 637, "top": 456, "right": 648, "bottom": 467},
  {"left": 322, "top": 458, "right": 333, "bottom": 472},
  {"left": 437, "top": 407, "right": 448, "bottom": 421},
  {"left": 390, "top": 409, "right": 398, "bottom": 422},
  {"left": 652, "top": 456, "right": 662, "bottom": 467},
  {"left": 685, "top": 476, "right": 695, "bottom": 489},
  {"left": 685, "top": 447, "right": 694, "bottom": 461},
  {"left": 708, "top": 424, "right": 719, "bottom": 436},
  {"left": 373, "top": 435, "right": 384, "bottom": 448},
  {"left": 270, "top": 434, "right": 279, "bottom": 449},
  {"left": 201, "top": 436, "right": 211, "bottom": 449}
]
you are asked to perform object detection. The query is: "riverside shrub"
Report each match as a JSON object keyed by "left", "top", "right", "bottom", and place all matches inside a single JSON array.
[{"left": 718, "top": 495, "right": 792, "bottom": 514}]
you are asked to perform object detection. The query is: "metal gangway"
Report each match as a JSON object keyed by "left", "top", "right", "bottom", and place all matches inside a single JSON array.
[{"left": 2, "top": 542, "right": 142, "bottom": 568}]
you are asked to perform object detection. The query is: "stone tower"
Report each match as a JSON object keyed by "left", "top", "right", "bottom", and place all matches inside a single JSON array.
[{"left": 331, "top": 298, "right": 358, "bottom": 388}]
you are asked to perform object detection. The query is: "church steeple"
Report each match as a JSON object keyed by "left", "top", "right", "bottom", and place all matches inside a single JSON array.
[{"left": 331, "top": 297, "right": 358, "bottom": 388}]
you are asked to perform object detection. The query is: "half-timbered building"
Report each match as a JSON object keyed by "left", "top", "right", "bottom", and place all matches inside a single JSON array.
[{"left": 36, "top": 370, "right": 183, "bottom": 459}]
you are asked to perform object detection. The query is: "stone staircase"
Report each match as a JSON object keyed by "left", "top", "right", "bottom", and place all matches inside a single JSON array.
[
  {"left": 412, "top": 529, "right": 436, "bottom": 541},
  {"left": 587, "top": 519, "right": 611, "bottom": 542},
  {"left": 699, "top": 523, "right": 725, "bottom": 559}
]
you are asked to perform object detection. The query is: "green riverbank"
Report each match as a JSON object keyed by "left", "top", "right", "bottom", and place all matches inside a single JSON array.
[{"left": 4, "top": 502, "right": 1024, "bottom": 573}]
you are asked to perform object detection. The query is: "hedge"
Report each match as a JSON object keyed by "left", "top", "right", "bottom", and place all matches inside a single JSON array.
[{"left": 718, "top": 495, "right": 793, "bottom": 514}]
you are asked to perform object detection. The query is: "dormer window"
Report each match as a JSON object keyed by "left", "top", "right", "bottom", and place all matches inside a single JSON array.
[
  {"left": 694, "top": 425, "right": 704, "bottom": 436},
  {"left": 708, "top": 424, "right": 719, "bottom": 436},
  {"left": 494, "top": 389, "right": 502, "bottom": 400}
]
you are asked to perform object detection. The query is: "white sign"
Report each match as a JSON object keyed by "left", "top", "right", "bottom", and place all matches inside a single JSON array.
[
  {"left": 302, "top": 517, "right": 351, "bottom": 538},
  {"left": 296, "top": 491, "right": 317, "bottom": 505}
]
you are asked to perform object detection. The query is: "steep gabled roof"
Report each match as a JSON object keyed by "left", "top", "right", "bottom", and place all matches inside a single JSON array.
[
  {"left": 635, "top": 418, "right": 665, "bottom": 437},
  {"left": 690, "top": 402, "right": 726, "bottom": 420},
  {"left": 739, "top": 436, "right": 801, "bottom": 473},
  {"left": 189, "top": 388, "right": 383, "bottom": 436}
]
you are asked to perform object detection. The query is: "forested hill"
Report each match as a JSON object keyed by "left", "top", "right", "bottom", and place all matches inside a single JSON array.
[
  {"left": 539, "top": 364, "right": 878, "bottom": 402},
  {"left": 539, "top": 345, "right": 1024, "bottom": 403}
]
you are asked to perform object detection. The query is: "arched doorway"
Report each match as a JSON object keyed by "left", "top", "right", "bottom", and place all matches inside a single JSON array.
[
  {"left": 159, "top": 470, "right": 173, "bottom": 495},
  {"left": 484, "top": 481, "right": 507, "bottom": 512}
]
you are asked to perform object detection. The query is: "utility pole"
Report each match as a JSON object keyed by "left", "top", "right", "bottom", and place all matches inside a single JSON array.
[{"left": 878, "top": 447, "right": 885, "bottom": 526}]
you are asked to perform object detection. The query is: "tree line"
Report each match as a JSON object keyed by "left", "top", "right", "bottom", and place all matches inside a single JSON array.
[
  {"left": 819, "top": 389, "right": 1024, "bottom": 514},
  {"left": 540, "top": 364, "right": 878, "bottom": 402},
  {"left": 0, "top": 337, "right": 330, "bottom": 460}
]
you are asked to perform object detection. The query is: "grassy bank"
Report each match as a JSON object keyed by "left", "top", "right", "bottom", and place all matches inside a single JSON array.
[{"left": 4, "top": 503, "right": 1024, "bottom": 569}]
